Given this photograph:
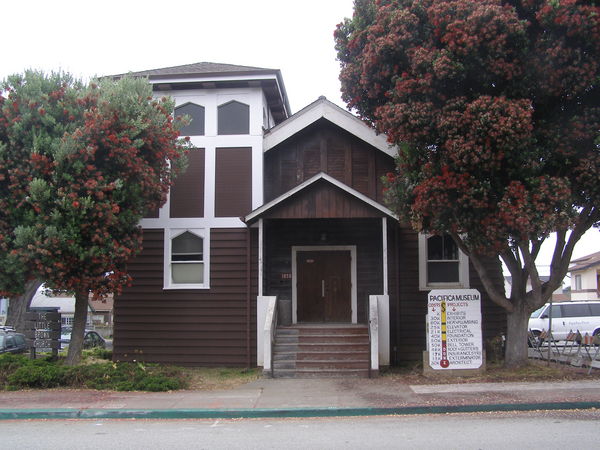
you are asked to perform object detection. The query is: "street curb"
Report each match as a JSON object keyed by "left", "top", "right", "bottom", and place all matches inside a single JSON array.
[{"left": 0, "top": 401, "right": 598, "bottom": 420}]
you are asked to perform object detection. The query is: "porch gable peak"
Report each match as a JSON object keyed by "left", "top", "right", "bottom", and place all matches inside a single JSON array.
[{"left": 244, "top": 172, "right": 398, "bottom": 223}]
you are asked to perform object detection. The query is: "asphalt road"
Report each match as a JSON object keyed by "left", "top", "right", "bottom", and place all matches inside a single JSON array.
[{"left": 2, "top": 410, "right": 599, "bottom": 449}]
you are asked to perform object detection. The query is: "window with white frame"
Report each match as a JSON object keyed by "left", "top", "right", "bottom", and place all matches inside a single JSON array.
[
  {"left": 165, "top": 229, "right": 209, "bottom": 289},
  {"left": 574, "top": 274, "right": 582, "bottom": 291},
  {"left": 217, "top": 100, "right": 249, "bottom": 135},
  {"left": 175, "top": 102, "right": 205, "bottom": 136},
  {"left": 419, "top": 233, "right": 469, "bottom": 290}
]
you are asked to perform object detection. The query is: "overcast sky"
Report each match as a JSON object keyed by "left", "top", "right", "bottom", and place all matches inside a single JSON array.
[
  {"left": 1, "top": 0, "right": 355, "bottom": 112},
  {"left": 2, "top": 0, "right": 598, "bottom": 274}
]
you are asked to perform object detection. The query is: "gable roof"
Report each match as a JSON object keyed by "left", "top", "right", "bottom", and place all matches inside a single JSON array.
[
  {"left": 245, "top": 172, "right": 397, "bottom": 223},
  {"left": 569, "top": 250, "right": 600, "bottom": 272},
  {"left": 264, "top": 96, "right": 396, "bottom": 158},
  {"left": 108, "top": 61, "right": 291, "bottom": 124},
  {"left": 111, "top": 62, "right": 277, "bottom": 78}
]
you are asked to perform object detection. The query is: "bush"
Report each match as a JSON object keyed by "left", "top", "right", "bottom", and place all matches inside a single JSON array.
[
  {"left": 0, "top": 353, "right": 184, "bottom": 391},
  {"left": 8, "top": 363, "right": 69, "bottom": 388},
  {"left": 83, "top": 348, "right": 113, "bottom": 360}
]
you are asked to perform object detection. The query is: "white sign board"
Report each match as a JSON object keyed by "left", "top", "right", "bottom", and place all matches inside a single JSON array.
[{"left": 427, "top": 289, "right": 483, "bottom": 370}]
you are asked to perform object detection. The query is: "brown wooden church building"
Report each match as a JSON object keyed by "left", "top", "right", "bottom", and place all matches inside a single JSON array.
[{"left": 113, "top": 63, "right": 505, "bottom": 375}]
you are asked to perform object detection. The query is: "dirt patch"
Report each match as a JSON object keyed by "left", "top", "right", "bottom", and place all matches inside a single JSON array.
[
  {"left": 182, "top": 367, "right": 261, "bottom": 390},
  {"left": 381, "top": 360, "right": 600, "bottom": 385}
]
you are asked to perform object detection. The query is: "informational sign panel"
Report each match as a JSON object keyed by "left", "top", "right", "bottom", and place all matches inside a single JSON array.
[
  {"left": 427, "top": 289, "right": 482, "bottom": 370},
  {"left": 25, "top": 308, "right": 61, "bottom": 357}
]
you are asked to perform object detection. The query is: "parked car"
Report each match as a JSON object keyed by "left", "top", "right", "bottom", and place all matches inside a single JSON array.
[
  {"left": 528, "top": 301, "right": 600, "bottom": 340},
  {"left": 0, "top": 331, "right": 28, "bottom": 354},
  {"left": 60, "top": 329, "right": 106, "bottom": 349}
]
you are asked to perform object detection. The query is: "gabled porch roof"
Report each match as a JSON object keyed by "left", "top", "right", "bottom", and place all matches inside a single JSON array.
[{"left": 245, "top": 172, "right": 397, "bottom": 224}]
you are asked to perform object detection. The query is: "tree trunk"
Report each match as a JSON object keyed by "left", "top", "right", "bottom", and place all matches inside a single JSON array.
[
  {"left": 65, "top": 289, "right": 89, "bottom": 366},
  {"left": 5, "top": 280, "right": 43, "bottom": 333},
  {"left": 504, "top": 302, "right": 530, "bottom": 368}
]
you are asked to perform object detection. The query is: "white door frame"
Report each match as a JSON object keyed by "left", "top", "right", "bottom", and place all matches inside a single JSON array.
[{"left": 291, "top": 245, "right": 357, "bottom": 324}]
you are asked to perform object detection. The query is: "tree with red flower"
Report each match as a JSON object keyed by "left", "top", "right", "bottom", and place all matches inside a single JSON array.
[
  {"left": 0, "top": 71, "right": 189, "bottom": 364},
  {"left": 335, "top": 0, "right": 600, "bottom": 367}
]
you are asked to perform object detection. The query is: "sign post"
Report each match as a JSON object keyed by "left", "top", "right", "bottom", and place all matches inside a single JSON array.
[{"left": 427, "top": 289, "right": 483, "bottom": 371}]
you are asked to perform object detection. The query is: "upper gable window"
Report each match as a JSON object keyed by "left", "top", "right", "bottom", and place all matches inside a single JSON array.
[
  {"left": 218, "top": 101, "right": 249, "bottom": 135},
  {"left": 175, "top": 103, "right": 205, "bottom": 136},
  {"left": 419, "top": 233, "right": 469, "bottom": 290}
]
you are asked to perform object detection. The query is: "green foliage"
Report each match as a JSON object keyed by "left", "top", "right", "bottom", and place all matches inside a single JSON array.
[
  {"left": 83, "top": 347, "right": 113, "bottom": 360},
  {"left": 336, "top": 0, "right": 599, "bottom": 252},
  {"left": 0, "top": 353, "right": 185, "bottom": 391},
  {"left": 0, "top": 71, "right": 191, "bottom": 299},
  {"left": 337, "top": 1, "right": 600, "bottom": 366}
]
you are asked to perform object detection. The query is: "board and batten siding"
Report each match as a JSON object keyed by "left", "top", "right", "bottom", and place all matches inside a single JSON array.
[
  {"left": 264, "top": 120, "right": 394, "bottom": 204},
  {"left": 113, "top": 228, "right": 258, "bottom": 367}
]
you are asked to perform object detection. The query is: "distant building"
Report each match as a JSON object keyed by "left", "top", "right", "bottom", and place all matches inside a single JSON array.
[
  {"left": 30, "top": 288, "right": 93, "bottom": 327},
  {"left": 504, "top": 275, "right": 568, "bottom": 302},
  {"left": 569, "top": 251, "right": 600, "bottom": 301},
  {"left": 0, "top": 298, "right": 7, "bottom": 325}
]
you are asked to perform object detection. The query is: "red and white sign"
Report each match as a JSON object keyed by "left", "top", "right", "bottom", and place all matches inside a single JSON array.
[{"left": 427, "top": 289, "right": 483, "bottom": 370}]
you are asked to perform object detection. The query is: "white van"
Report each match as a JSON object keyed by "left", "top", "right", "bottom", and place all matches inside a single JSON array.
[{"left": 528, "top": 301, "right": 600, "bottom": 340}]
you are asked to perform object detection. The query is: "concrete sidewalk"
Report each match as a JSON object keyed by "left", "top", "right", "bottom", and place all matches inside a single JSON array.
[{"left": 1, "top": 377, "right": 600, "bottom": 419}]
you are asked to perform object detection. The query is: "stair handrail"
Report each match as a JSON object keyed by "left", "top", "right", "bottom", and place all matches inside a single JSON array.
[
  {"left": 263, "top": 296, "right": 278, "bottom": 377},
  {"left": 368, "top": 295, "right": 379, "bottom": 377}
]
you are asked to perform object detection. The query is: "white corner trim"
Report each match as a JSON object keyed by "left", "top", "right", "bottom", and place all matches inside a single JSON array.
[
  {"left": 244, "top": 172, "right": 397, "bottom": 223},
  {"left": 263, "top": 98, "right": 396, "bottom": 157},
  {"left": 291, "top": 245, "right": 357, "bottom": 325}
]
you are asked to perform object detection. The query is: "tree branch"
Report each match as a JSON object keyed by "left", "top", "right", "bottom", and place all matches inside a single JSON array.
[
  {"left": 450, "top": 233, "right": 514, "bottom": 312},
  {"left": 518, "top": 241, "right": 543, "bottom": 309}
]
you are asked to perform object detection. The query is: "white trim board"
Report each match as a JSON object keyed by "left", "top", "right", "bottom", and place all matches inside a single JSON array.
[{"left": 291, "top": 245, "right": 358, "bottom": 325}]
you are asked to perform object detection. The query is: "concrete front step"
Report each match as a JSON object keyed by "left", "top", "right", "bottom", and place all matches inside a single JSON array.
[
  {"left": 273, "top": 368, "right": 371, "bottom": 378},
  {"left": 271, "top": 324, "right": 371, "bottom": 378},
  {"left": 277, "top": 324, "right": 368, "bottom": 334},
  {"left": 295, "top": 351, "right": 370, "bottom": 361},
  {"left": 296, "top": 360, "right": 369, "bottom": 369},
  {"left": 288, "top": 334, "right": 369, "bottom": 344}
]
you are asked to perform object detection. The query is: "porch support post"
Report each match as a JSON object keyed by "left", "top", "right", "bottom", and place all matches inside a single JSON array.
[
  {"left": 258, "top": 218, "right": 264, "bottom": 297},
  {"left": 382, "top": 217, "right": 388, "bottom": 295},
  {"left": 379, "top": 218, "right": 390, "bottom": 366},
  {"left": 257, "top": 219, "right": 265, "bottom": 366}
]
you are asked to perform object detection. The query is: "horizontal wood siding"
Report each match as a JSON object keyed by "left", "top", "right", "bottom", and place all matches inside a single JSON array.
[
  {"left": 392, "top": 226, "right": 507, "bottom": 363},
  {"left": 265, "top": 218, "right": 383, "bottom": 323},
  {"left": 263, "top": 181, "right": 386, "bottom": 220},
  {"left": 170, "top": 148, "right": 205, "bottom": 218},
  {"left": 113, "top": 228, "right": 258, "bottom": 367},
  {"left": 265, "top": 120, "right": 395, "bottom": 203}
]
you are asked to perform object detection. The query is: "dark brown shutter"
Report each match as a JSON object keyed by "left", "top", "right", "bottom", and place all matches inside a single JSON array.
[
  {"left": 215, "top": 147, "right": 252, "bottom": 217},
  {"left": 170, "top": 148, "right": 205, "bottom": 218}
]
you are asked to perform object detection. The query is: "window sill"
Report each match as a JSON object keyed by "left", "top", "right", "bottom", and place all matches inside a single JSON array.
[
  {"left": 419, "top": 283, "right": 469, "bottom": 291},
  {"left": 163, "top": 284, "right": 210, "bottom": 290}
]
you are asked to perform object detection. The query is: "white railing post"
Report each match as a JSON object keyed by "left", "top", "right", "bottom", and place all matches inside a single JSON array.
[
  {"left": 378, "top": 294, "right": 390, "bottom": 366},
  {"left": 369, "top": 295, "right": 379, "bottom": 373},
  {"left": 262, "top": 296, "right": 277, "bottom": 375}
]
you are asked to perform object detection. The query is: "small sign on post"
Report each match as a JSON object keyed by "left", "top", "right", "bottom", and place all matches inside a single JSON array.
[
  {"left": 25, "top": 307, "right": 61, "bottom": 359},
  {"left": 427, "top": 289, "right": 483, "bottom": 371}
]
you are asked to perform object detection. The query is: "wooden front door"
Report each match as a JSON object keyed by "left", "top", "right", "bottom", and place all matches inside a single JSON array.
[{"left": 296, "top": 250, "right": 351, "bottom": 322}]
